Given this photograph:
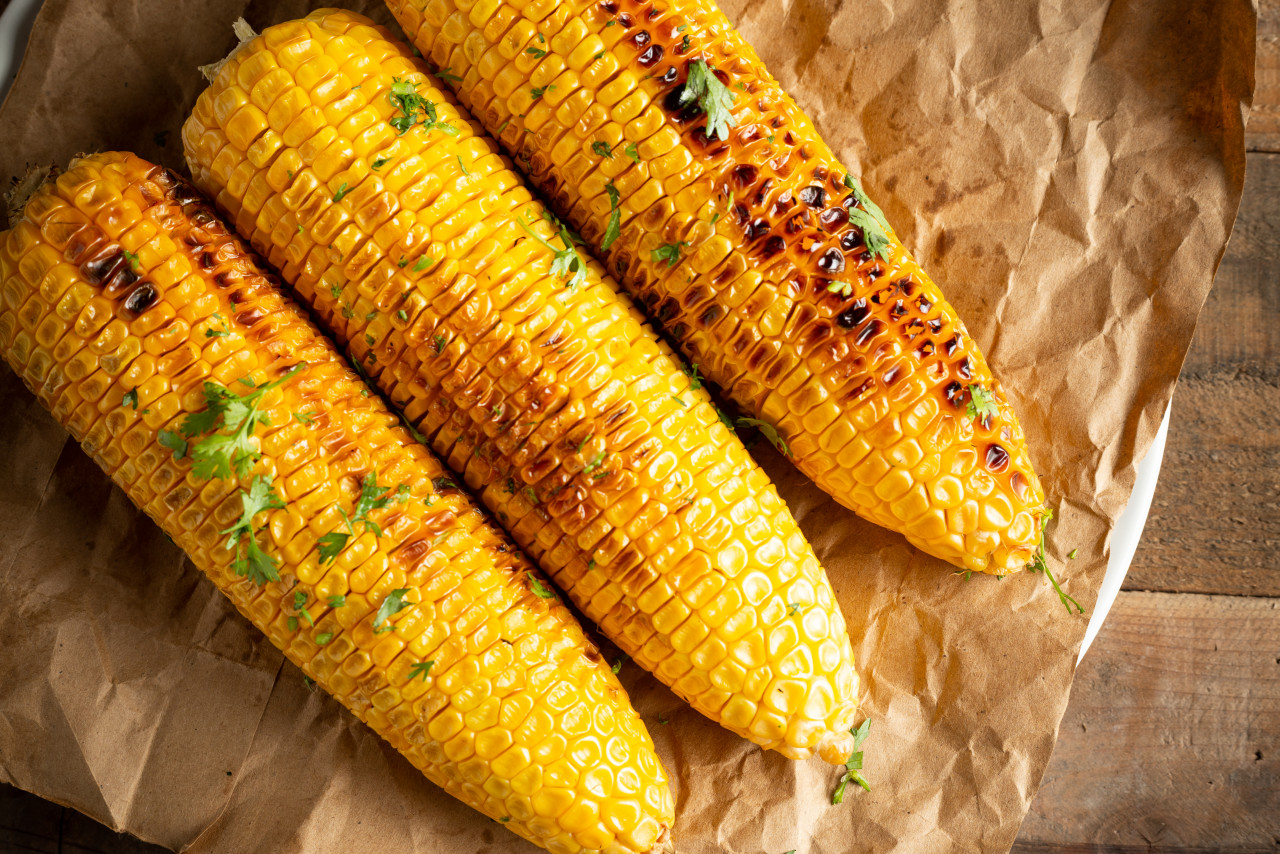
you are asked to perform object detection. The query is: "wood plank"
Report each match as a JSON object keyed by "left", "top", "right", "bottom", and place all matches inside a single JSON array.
[
  {"left": 1250, "top": 0, "right": 1280, "bottom": 151},
  {"left": 1014, "top": 591, "right": 1280, "bottom": 851},
  {"left": 1125, "top": 151, "right": 1280, "bottom": 597}
]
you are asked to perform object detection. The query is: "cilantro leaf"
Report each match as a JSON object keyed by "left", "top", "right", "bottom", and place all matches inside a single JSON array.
[
  {"left": 157, "top": 429, "right": 188, "bottom": 459},
  {"left": 328, "top": 595, "right": 346, "bottom": 608},
  {"left": 372, "top": 587, "right": 412, "bottom": 630},
  {"left": 1028, "top": 510, "right": 1085, "bottom": 614},
  {"left": 843, "top": 173, "right": 891, "bottom": 233},
  {"left": 526, "top": 571, "right": 556, "bottom": 599},
  {"left": 332, "top": 183, "right": 350, "bottom": 203},
  {"left": 623, "top": 142, "right": 640, "bottom": 163},
  {"left": 372, "top": 157, "right": 391, "bottom": 169},
  {"left": 831, "top": 719, "right": 871, "bottom": 803},
  {"left": 526, "top": 46, "right": 547, "bottom": 59},
  {"left": 413, "top": 256, "right": 432, "bottom": 272},
  {"left": 966, "top": 385, "right": 999, "bottom": 421},
  {"left": 651, "top": 241, "right": 689, "bottom": 268},
  {"left": 388, "top": 77, "right": 456, "bottom": 136},
  {"left": 409, "top": 660, "right": 435, "bottom": 681},
  {"left": 737, "top": 417, "right": 791, "bottom": 458},
  {"left": 518, "top": 217, "right": 588, "bottom": 290},
  {"left": 219, "top": 476, "right": 285, "bottom": 586},
  {"left": 847, "top": 208, "right": 892, "bottom": 261},
  {"left": 680, "top": 59, "right": 737, "bottom": 141},
  {"left": 682, "top": 362, "right": 703, "bottom": 390},
  {"left": 601, "top": 180, "right": 622, "bottom": 250},
  {"left": 592, "top": 140, "right": 614, "bottom": 158},
  {"left": 351, "top": 469, "right": 410, "bottom": 538},
  {"left": 179, "top": 364, "right": 305, "bottom": 480},
  {"left": 122, "top": 388, "right": 139, "bottom": 409},
  {"left": 317, "top": 531, "right": 349, "bottom": 565}
]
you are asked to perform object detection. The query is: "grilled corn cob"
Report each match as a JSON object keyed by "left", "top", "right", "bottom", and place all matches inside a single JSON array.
[
  {"left": 0, "top": 151, "right": 674, "bottom": 854},
  {"left": 386, "top": 0, "right": 1049, "bottom": 575},
  {"left": 183, "top": 10, "right": 861, "bottom": 764}
]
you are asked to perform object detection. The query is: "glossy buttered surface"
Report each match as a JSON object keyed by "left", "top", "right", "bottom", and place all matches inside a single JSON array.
[
  {"left": 182, "top": 10, "right": 860, "bottom": 764},
  {"left": 0, "top": 151, "right": 673, "bottom": 854},
  {"left": 388, "top": 0, "right": 1048, "bottom": 574}
]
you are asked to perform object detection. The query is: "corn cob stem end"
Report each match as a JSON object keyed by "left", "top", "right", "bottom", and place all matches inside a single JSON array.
[
  {"left": 199, "top": 17, "right": 258, "bottom": 82},
  {"left": 4, "top": 163, "right": 55, "bottom": 229}
]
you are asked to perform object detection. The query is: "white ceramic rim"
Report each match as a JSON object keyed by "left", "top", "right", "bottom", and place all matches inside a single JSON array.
[{"left": 0, "top": 0, "right": 1168, "bottom": 663}]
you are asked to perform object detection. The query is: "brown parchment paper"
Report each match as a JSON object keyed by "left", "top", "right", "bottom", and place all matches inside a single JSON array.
[{"left": 0, "top": 0, "right": 1253, "bottom": 851}]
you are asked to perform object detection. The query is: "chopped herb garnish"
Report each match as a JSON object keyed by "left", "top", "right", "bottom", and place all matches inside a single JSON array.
[
  {"left": 293, "top": 410, "right": 315, "bottom": 426},
  {"left": 413, "top": 256, "right": 431, "bottom": 272},
  {"left": 457, "top": 155, "right": 469, "bottom": 175},
  {"left": 602, "top": 180, "right": 622, "bottom": 250},
  {"left": 1068, "top": 548, "right": 1078, "bottom": 560},
  {"left": 605, "top": 19, "right": 616, "bottom": 27},
  {"left": 680, "top": 59, "right": 737, "bottom": 141},
  {"left": 831, "top": 719, "right": 871, "bottom": 803},
  {"left": 327, "top": 594, "right": 346, "bottom": 608},
  {"left": 827, "top": 280, "right": 854, "bottom": 298},
  {"left": 577, "top": 433, "right": 593, "bottom": 453},
  {"left": 332, "top": 183, "right": 350, "bottom": 203},
  {"left": 714, "top": 405, "right": 734, "bottom": 429},
  {"left": 296, "top": 224, "right": 304, "bottom": 234},
  {"left": 219, "top": 476, "right": 285, "bottom": 585},
  {"left": 583, "top": 449, "right": 606, "bottom": 475},
  {"left": 396, "top": 309, "right": 409, "bottom": 321},
  {"left": 352, "top": 470, "right": 410, "bottom": 539},
  {"left": 966, "top": 385, "right": 998, "bottom": 421},
  {"left": 651, "top": 241, "right": 689, "bottom": 268},
  {"left": 611, "top": 656, "right": 626, "bottom": 674},
  {"left": 624, "top": 141, "right": 640, "bottom": 163},
  {"left": 787, "top": 601, "right": 803, "bottom": 616},
  {"left": 398, "top": 256, "right": 410, "bottom": 268},
  {"left": 1029, "top": 509, "right": 1084, "bottom": 614},
  {"left": 517, "top": 217, "right": 588, "bottom": 290},
  {"left": 329, "top": 284, "right": 343, "bottom": 299},
  {"left": 158, "top": 430, "right": 188, "bottom": 459},
  {"left": 372, "top": 156, "right": 391, "bottom": 169},
  {"left": 388, "top": 77, "right": 456, "bottom": 136},
  {"left": 122, "top": 388, "right": 139, "bottom": 410},
  {"left": 670, "top": 395, "right": 686, "bottom": 407},
  {"left": 526, "top": 46, "right": 547, "bottom": 59},
  {"left": 341, "top": 304, "right": 356, "bottom": 319},
  {"left": 496, "top": 118, "right": 511, "bottom": 135},
  {"left": 531, "top": 84, "right": 556, "bottom": 100},
  {"left": 122, "top": 250, "right": 142, "bottom": 272},
  {"left": 179, "top": 364, "right": 306, "bottom": 480},
  {"left": 682, "top": 363, "right": 703, "bottom": 390},
  {"left": 409, "top": 660, "right": 435, "bottom": 681},
  {"left": 737, "top": 417, "right": 791, "bottom": 458},
  {"left": 436, "top": 67, "right": 462, "bottom": 82},
  {"left": 372, "top": 587, "right": 412, "bottom": 631},
  {"left": 526, "top": 572, "right": 556, "bottom": 599},
  {"left": 316, "top": 531, "right": 349, "bottom": 565},
  {"left": 303, "top": 675, "right": 316, "bottom": 690},
  {"left": 679, "top": 34, "right": 692, "bottom": 53},
  {"left": 315, "top": 632, "right": 333, "bottom": 645},
  {"left": 432, "top": 333, "right": 448, "bottom": 355},
  {"left": 293, "top": 590, "right": 315, "bottom": 626},
  {"left": 592, "top": 140, "right": 614, "bottom": 158},
  {"left": 592, "top": 51, "right": 604, "bottom": 61},
  {"left": 365, "top": 333, "right": 376, "bottom": 347},
  {"left": 432, "top": 476, "right": 458, "bottom": 492}
]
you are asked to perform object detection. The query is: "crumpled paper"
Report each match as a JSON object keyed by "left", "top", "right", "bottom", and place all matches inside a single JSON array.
[{"left": 0, "top": 0, "right": 1253, "bottom": 851}]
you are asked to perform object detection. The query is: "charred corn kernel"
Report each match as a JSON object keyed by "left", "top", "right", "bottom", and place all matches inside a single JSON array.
[
  {"left": 184, "top": 10, "right": 860, "bottom": 764},
  {"left": 0, "top": 152, "right": 671, "bottom": 854},
  {"left": 389, "top": 0, "right": 1049, "bottom": 575}
]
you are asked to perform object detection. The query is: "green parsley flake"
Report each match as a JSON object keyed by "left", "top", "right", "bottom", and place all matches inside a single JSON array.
[
  {"left": 526, "top": 46, "right": 547, "bottom": 59},
  {"left": 531, "top": 84, "right": 556, "bottom": 100},
  {"left": 602, "top": 180, "right": 622, "bottom": 250},
  {"left": 592, "top": 140, "right": 614, "bottom": 158},
  {"left": 517, "top": 217, "right": 588, "bottom": 290},
  {"left": 332, "top": 183, "right": 350, "bottom": 203},
  {"left": 372, "top": 157, "right": 390, "bottom": 169},
  {"left": 682, "top": 363, "right": 703, "bottom": 390},
  {"left": 737, "top": 417, "right": 791, "bottom": 458},
  {"left": 122, "top": 249, "right": 142, "bottom": 272},
  {"left": 526, "top": 572, "right": 556, "bottom": 599},
  {"left": 327, "top": 595, "right": 346, "bottom": 608},
  {"left": 436, "top": 67, "right": 462, "bottom": 83},
  {"left": 409, "top": 660, "right": 435, "bottom": 681},
  {"left": 122, "top": 388, "right": 139, "bottom": 410},
  {"left": 624, "top": 141, "right": 640, "bottom": 163},
  {"left": 651, "top": 241, "right": 689, "bottom": 268},
  {"left": 413, "top": 256, "right": 432, "bottom": 272}
]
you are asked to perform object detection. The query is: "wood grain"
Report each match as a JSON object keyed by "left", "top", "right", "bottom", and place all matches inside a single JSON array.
[
  {"left": 1015, "top": 592, "right": 1280, "bottom": 852},
  {"left": 1250, "top": 0, "right": 1280, "bottom": 151},
  {"left": 1124, "top": 151, "right": 1280, "bottom": 597}
]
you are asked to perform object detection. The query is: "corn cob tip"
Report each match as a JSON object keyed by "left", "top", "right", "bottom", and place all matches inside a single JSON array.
[
  {"left": 4, "top": 164, "right": 56, "bottom": 230},
  {"left": 199, "top": 17, "right": 258, "bottom": 83},
  {"left": 817, "top": 728, "right": 857, "bottom": 767}
]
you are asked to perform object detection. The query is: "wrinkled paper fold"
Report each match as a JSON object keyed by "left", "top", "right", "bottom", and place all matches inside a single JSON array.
[{"left": 0, "top": 0, "right": 1253, "bottom": 851}]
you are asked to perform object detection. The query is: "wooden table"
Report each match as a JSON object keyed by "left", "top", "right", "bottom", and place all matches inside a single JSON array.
[{"left": 2, "top": 6, "right": 1277, "bottom": 854}]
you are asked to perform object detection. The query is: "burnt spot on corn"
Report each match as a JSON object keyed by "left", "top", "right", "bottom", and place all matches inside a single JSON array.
[
  {"left": 986, "top": 444, "right": 1010, "bottom": 472},
  {"left": 122, "top": 282, "right": 158, "bottom": 315}
]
